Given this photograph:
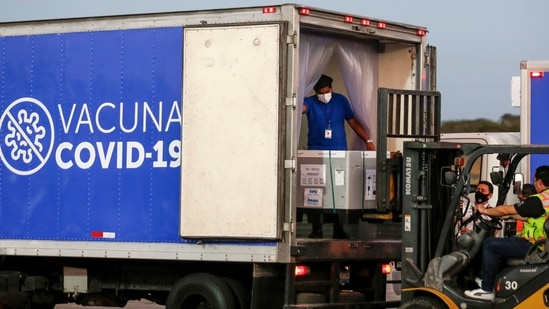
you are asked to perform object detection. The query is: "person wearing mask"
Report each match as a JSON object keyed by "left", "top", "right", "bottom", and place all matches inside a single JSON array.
[
  {"left": 464, "top": 165, "right": 549, "bottom": 301},
  {"left": 301, "top": 74, "right": 374, "bottom": 238},
  {"left": 302, "top": 74, "right": 375, "bottom": 151},
  {"left": 459, "top": 181, "right": 495, "bottom": 235}
]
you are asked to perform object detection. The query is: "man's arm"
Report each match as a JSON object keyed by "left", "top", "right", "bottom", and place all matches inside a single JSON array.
[
  {"left": 478, "top": 196, "right": 545, "bottom": 218},
  {"left": 347, "top": 118, "right": 375, "bottom": 150},
  {"left": 501, "top": 214, "right": 528, "bottom": 221},
  {"left": 476, "top": 204, "right": 517, "bottom": 217}
]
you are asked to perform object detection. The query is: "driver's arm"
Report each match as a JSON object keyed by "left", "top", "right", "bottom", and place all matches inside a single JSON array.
[
  {"left": 477, "top": 204, "right": 516, "bottom": 217},
  {"left": 478, "top": 196, "right": 544, "bottom": 218},
  {"left": 501, "top": 214, "right": 528, "bottom": 221}
]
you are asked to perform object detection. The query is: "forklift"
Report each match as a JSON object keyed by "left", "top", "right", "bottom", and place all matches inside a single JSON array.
[
  {"left": 384, "top": 89, "right": 549, "bottom": 308},
  {"left": 399, "top": 143, "right": 549, "bottom": 308}
]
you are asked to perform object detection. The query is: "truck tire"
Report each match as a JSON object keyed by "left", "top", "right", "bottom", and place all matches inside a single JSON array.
[
  {"left": 338, "top": 291, "right": 365, "bottom": 302},
  {"left": 222, "top": 277, "right": 250, "bottom": 309},
  {"left": 166, "top": 273, "right": 237, "bottom": 309},
  {"left": 296, "top": 292, "right": 326, "bottom": 304},
  {"left": 399, "top": 296, "right": 447, "bottom": 309}
]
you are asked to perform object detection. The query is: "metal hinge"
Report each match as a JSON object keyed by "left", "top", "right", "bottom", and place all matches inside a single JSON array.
[
  {"left": 410, "top": 45, "right": 417, "bottom": 60},
  {"left": 285, "top": 158, "right": 296, "bottom": 170},
  {"left": 286, "top": 32, "right": 297, "bottom": 46},
  {"left": 283, "top": 221, "right": 292, "bottom": 232},
  {"left": 286, "top": 94, "right": 296, "bottom": 107}
]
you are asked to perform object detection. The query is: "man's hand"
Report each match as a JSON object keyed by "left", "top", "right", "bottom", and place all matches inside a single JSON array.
[{"left": 475, "top": 203, "right": 486, "bottom": 214}]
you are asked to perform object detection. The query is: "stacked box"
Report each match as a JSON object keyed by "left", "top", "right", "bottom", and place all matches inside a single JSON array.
[{"left": 296, "top": 150, "right": 377, "bottom": 211}]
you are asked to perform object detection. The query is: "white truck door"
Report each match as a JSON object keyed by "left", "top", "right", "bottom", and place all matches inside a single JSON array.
[{"left": 181, "top": 24, "right": 283, "bottom": 239}]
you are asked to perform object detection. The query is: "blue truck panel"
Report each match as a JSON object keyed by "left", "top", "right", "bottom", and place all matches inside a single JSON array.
[
  {"left": 0, "top": 27, "right": 184, "bottom": 243},
  {"left": 530, "top": 73, "right": 549, "bottom": 178}
]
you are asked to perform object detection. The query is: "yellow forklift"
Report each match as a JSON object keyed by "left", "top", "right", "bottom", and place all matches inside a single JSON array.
[{"left": 387, "top": 90, "right": 549, "bottom": 308}]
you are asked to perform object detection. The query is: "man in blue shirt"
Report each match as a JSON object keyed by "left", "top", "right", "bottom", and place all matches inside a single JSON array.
[
  {"left": 301, "top": 74, "right": 374, "bottom": 238},
  {"left": 302, "top": 74, "right": 375, "bottom": 151}
]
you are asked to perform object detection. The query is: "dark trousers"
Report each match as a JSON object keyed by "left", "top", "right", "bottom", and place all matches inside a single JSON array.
[
  {"left": 297, "top": 208, "right": 322, "bottom": 229},
  {"left": 480, "top": 237, "right": 531, "bottom": 291}
]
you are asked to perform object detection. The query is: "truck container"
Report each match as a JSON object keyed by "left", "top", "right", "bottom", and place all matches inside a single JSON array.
[
  {"left": 514, "top": 60, "right": 549, "bottom": 180},
  {"left": 0, "top": 4, "right": 434, "bottom": 308}
]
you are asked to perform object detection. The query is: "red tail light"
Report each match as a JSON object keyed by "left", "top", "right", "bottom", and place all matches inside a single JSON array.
[
  {"left": 381, "top": 263, "right": 392, "bottom": 275},
  {"left": 295, "top": 265, "right": 310, "bottom": 276},
  {"left": 298, "top": 7, "right": 310, "bottom": 15}
]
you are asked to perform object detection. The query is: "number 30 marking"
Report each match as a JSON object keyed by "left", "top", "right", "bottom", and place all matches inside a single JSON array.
[{"left": 505, "top": 281, "right": 518, "bottom": 290}]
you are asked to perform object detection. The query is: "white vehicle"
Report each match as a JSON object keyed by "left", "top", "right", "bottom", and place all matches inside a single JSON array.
[
  {"left": 441, "top": 132, "right": 521, "bottom": 236},
  {"left": 441, "top": 132, "right": 520, "bottom": 205}
]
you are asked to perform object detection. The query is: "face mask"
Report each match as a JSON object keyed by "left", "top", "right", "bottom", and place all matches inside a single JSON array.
[
  {"left": 475, "top": 191, "right": 490, "bottom": 204},
  {"left": 317, "top": 92, "right": 332, "bottom": 104}
]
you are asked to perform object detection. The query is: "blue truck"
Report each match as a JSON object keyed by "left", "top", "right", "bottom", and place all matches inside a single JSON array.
[
  {"left": 0, "top": 4, "right": 435, "bottom": 308},
  {"left": 516, "top": 61, "right": 549, "bottom": 180}
]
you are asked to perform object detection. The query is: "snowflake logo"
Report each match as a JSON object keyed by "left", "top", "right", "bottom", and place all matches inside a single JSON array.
[{"left": 0, "top": 97, "right": 55, "bottom": 176}]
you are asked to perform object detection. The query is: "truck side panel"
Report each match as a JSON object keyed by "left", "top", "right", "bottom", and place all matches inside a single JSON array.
[
  {"left": 519, "top": 61, "right": 549, "bottom": 180},
  {"left": 530, "top": 72, "right": 549, "bottom": 177},
  {"left": 0, "top": 27, "right": 183, "bottom": 243}
]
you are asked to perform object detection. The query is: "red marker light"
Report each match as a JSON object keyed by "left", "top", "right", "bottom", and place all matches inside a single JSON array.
[
  {"left": 361, "top": 19, "right": 370, "bottom": 26},
  {"left": 377, "top": 22, "right": 386, "bottom": 29},
  {"left": 295, "top": 265, "right": 310, "bottom": 276},
  {"left": 262, "top": 7, "right": 276, "bottom": 14},
  {"left": 530, "top": 71, "right": 544, "bottom": 78},
  {"left": 344, "top": 16, "right": 354, "bottom": 23},
  {"left": 298, "top": 7, "right": 310, "bottom": 15},
  {"left": 381, "top": 263, "right": 392, "bottom": 275},
  {"left": 417, "top": 29, "right": 426, "bottom": 36}
]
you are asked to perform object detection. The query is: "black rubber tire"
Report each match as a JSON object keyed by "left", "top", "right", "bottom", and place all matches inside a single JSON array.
[
  {"left": 338, "top": 291, "right": 365, "bottom": 303},
  {"left": 30, "top": 304, "right": 55, "bottom": 309},
  {"left": 222, "top": 277, "right": 250, "bottom": 309},
  {"left": 166, "top": 273, "right": 237, "bottom": 309},
  {"left": 399, "top": 296, "right": 447, "bottom": 309},
  {"left": 295, "top": 292, "right": 326, "bottom": 304}
]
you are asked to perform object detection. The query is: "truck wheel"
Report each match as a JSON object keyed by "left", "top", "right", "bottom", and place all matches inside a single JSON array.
[
  {"left": 166, "top": 273, "right": 236, "bottom": 309},
  {"left": 338, "top": 291, "right": 365, "bottom": 302},
  {"left": 296, "top": 292, "right": 326, "bottom": 304},
  {"left": 399, "top": 296, "right": 446, "bottom": 309},
  {"left": 222, "top": 277, "right": 250, "bottom": 309},
  {"left": 30, "top": 304, "right": 55, "bottom": 309}
]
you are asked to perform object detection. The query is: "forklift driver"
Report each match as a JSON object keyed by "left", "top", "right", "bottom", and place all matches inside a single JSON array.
[{"left": 464, "top": 165, "right": 549, "bottom": 301}]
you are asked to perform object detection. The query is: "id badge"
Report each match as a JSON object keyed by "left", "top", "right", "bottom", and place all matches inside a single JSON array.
[{"left": 325, "top": 129, "right": 332, "bottom": 139}]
